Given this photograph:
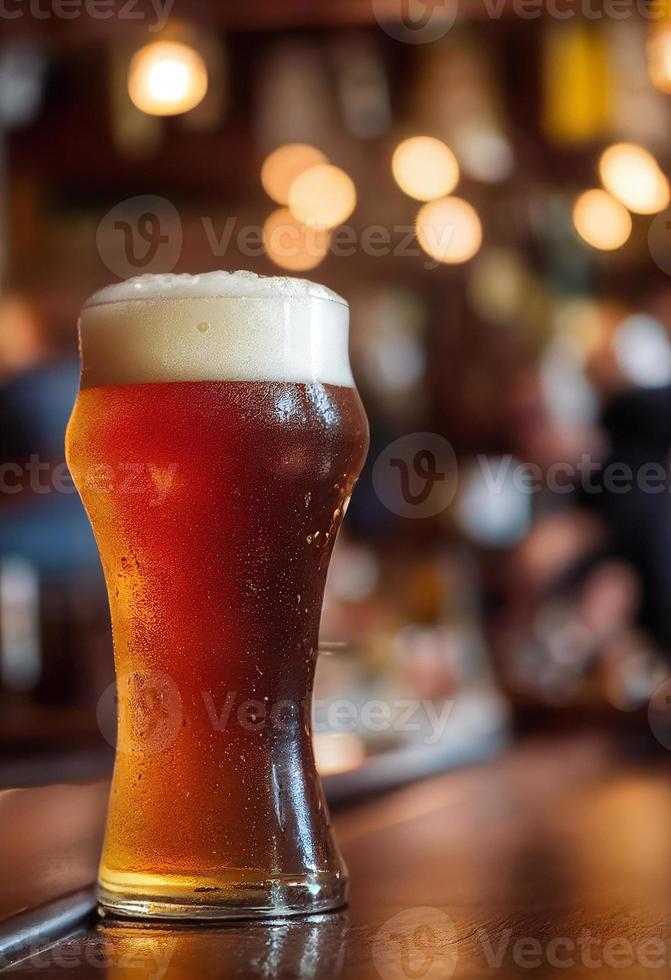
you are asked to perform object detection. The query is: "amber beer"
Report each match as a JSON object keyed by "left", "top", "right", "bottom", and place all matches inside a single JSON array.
[{"left": 66, "top": 272, "right": 369, "bottom": 919}]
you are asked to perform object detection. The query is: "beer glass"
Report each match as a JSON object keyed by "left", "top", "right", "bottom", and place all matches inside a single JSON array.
[{"left": 66, "top": 272, "right": 369, "bottom": 920}]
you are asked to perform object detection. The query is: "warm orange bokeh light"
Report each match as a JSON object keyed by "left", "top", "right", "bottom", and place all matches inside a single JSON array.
[
  {"left": 262, "top": 208, "right": 331, "bottom": 271},
  {"left": 392, "top": 136, "right": 460, "bottom": 202},
  {"left": 416, "top": 196, "right": 483, "bottom": 264},
  {"left": 599, "top": 143, "right": 669, "bottom": 215},
  {"left": 128, "top": 41, "right": 208, "bottom": 117},
  {"left": 288, "top": 165, "right": 357, "bottom": 230},
  {"left": 572, "top": 189, "right": 632, "bottom": 251},
  {"left": 261, "top": 144, "right": 329, "bottom": 206}
]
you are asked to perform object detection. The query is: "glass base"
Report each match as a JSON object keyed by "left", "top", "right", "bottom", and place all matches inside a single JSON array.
[{"left": 97, "top": 868, "right": 348, "bottom": 921}]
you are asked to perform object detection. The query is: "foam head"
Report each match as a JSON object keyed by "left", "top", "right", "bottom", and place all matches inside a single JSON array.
[{"left": 78, "top": 271, "right": 354, "bottom": 389}]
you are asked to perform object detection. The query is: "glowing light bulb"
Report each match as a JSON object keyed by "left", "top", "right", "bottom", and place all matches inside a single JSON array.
[
  {"left": 599, "top": 143, "right": 669, "bottom": 215},
  {"left": 262, "top": 208, "right": 330, "bottom": 271},
  {"left": 128, "top": 41, "right": 208, "bottom": 117},
  {"left": 261, "top": 144, "right": 329, "bottom": 206},
  {"left": 572, "top": 189, "right": 632, "bottom": 251},
  {"left": 288, "top": 165, "right": 356, "bottom": 230},
  {"left": 392, "top": 136, "right": 460, "bottom": 202},
  {"left": 416, "top": 196, "right": 482, "bottom": 265}
]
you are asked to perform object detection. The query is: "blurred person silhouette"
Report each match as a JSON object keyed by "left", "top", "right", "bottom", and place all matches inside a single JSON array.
[
  {"left": 582, "top": 383, "right": 671, "bottom": 656},
  {"left": 497, "top": 363, "right": 670, "bottom": 705}
]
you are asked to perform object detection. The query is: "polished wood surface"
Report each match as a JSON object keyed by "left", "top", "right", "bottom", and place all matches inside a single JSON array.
[{"left": 6, "top": 735, "right": 671, "bottom": 978}]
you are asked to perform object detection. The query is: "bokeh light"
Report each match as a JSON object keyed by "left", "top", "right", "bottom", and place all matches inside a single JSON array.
[
  {"left": 392, "top": 136, "right": 460, "bottom": 202},
  {"left": 288, "top": 164, "right": 357, "bottom": 229},
  {"left": 416, "top": 196, "right": 482, "bottom": 265},
  {"left": 262, "top": 208, "right": 331, "bottom": 271},
  {"left": 313, "top": 732, "right": 365, "bottom": 776},
  {"left": 648, "top": 22, "right": 671, "bottom": 94},
  {"left": 614, "top": 314, "right": 671, "bottom": 387},
  {"left": 467, "top": 248, "right": 529, "bottom": 324},
  {"left": 456, "top": 458, "right": 531, "bottom": 547},
  {"left": 128, "top": 41, "right": 208, "bottom": 116},
  {"left": 572, "top": 189, "right": 632, "bottom": 251},
  {"left": 260, "top": 144, "right": 328, "bottom": 206},
  {"left": 598, "top": 143, "right": 669, "bottom": 215}
]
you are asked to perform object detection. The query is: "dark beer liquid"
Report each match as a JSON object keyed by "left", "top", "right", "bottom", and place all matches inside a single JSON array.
[{"left": 67, "top": 379, "right": 368, "bottom": 913}]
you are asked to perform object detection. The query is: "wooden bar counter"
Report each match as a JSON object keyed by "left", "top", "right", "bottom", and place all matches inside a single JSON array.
[{"left": 3, "top": 734, "right": 671, "bottom": 978}]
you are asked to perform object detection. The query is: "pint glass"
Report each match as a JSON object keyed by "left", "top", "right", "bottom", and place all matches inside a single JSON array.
[{"left": 66, "top": 272, "right": 369, "bottom": 920}]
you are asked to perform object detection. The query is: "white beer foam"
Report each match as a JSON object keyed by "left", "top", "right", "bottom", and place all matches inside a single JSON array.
[{"left": 79, "top": 271, "right": 354, "bottom": 389}]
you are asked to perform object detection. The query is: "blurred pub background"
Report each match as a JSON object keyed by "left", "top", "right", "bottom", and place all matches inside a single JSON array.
[{"left": 2, "top": 0, "right": 671, "bottom": 792}]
